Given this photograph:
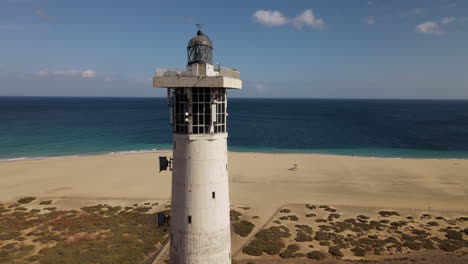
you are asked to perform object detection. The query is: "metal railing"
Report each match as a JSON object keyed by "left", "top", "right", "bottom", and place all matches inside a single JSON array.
[{"left": 155, "top": 67, "right": 240, "bottom": 79}]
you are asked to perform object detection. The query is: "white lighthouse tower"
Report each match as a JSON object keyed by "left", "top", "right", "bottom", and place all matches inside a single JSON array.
[{"left": 153, "top": 28, "right": 242, "bottom": 264}]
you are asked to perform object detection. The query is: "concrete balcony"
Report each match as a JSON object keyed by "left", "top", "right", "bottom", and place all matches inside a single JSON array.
[{"left": 153, "top": 64, "right": 242, "bottom": 89}]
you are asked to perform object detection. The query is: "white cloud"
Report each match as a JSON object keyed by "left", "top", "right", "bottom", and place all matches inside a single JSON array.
[
  {"left": 253, "top": 9, "right": 326, "bottom": 30},
  {"left": 292, "top": 9, "right": 325, "bottom": 30},
  {"left": 35, "top": 9, "right": 51, "bottom": 19},
  {"left": 253, "top": 10, "right": 288, "bottom": 27},
  {"left": 81, "top": 69, "right": 96, "bottom": 78},
  {"left": 36, "top": 68, "right": 97, "bottom": 79},
  {"left": 415, "top": 21, "right": 445, "bottom": 35},
  {"left": 441, "top": 16, "right": 456, "bottom": 24},
  {"left": 365, "top": 16, "right": 375, "bottom": 25}
]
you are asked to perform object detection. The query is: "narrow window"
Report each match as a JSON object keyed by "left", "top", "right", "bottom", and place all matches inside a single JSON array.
[
  {"left": 212, "top": 192, "right": 215, "bottom": 199},
  {"left": 188, "top": 216, "right": 192, "bottom": 224}
]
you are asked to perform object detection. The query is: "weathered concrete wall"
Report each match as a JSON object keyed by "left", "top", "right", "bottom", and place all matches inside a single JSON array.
[{"left": 170, "top": 133, "right": 231, "bottom": 264}]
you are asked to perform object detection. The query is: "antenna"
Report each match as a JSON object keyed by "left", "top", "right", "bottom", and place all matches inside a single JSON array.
[{"left": 196, "top": 24, "right": 204, "bottom": 30}]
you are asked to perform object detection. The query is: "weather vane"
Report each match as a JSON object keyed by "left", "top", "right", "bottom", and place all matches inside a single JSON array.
[{"left": 196, "top": 24, "right": 204, "bottom": 30}]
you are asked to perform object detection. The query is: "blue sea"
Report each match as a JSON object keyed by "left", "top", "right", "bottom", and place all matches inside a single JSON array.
[{"left": 1, "top": 96, "right": 468, "bottom": 160}]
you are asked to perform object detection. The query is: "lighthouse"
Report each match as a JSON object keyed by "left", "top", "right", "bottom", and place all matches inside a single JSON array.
[{"left": 153, "top": 28, "right": 242, "bottom": 264}]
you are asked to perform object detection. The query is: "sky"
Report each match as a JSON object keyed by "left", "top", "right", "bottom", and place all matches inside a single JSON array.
[{"left": 1, "top": 0, "right": 467, "bottom": 99}]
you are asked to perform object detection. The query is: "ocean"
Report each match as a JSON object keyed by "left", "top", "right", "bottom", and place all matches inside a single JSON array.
[{"left": 1, "top": 96, "right": 468, "bottom": 160}]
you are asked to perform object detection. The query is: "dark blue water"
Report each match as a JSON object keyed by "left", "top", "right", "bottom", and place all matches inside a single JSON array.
[{"left": 1, "top": 96, "right": 468, "bottom": 160}]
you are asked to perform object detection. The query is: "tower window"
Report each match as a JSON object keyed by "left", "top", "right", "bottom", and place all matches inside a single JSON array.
[
  {"left": 188, "top": 216, "right": 192, "bottom": 224},
  {"left": 212, "top": 192, "right": 215, "bottom": 199}
]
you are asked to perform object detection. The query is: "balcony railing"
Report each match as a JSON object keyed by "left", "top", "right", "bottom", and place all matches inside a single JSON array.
[{"left": 155, "top": 67, "right": 240, "bottom": 79}]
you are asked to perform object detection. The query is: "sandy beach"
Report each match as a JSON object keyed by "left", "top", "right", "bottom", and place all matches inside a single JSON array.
[
  {"left": 1, "top": 152, "right": 467, "bottom": 212},
  {"left": 1, "top": 152, "right": 468, "bottom": 263}
]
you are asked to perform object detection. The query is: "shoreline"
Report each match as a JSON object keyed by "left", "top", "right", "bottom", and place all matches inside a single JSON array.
[{"left": 2, "top": 148, "right": 468, "bottom": 162}]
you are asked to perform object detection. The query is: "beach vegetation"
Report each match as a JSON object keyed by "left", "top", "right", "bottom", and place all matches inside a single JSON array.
[
  {"left": 306, "top": 250, "right": 326, "bottom": 260},
  {"left": 242, "top": 239, "right": 265, "bottom": 256},
  {"left": 315, "top": 231, "right": 332, "bottom": 241},
  {"left": 263, "top": 240, "right": 285, "bottom": 255},
  {"left": 379, "top": 211, "right": 400, "bottom": 217},
  {"left": 295, "top": 230, "right": 313, "bottom": 242},
  {"left": 243, "top": 225, "right": 289, "bottom": 256},
  {"left": 233, "top": 220, "right": 255, "bottom": 237},
  {"left": 351, "top": 246, "right": 366, "bottom": 256},
  {"left": 230, "top": 210, "right": 242, "bottom": 221},
  {"left": 0, "top": 202, "right": 169, "bottom": 264},
  {"left": 17, "top": 197, "right": 36, "bottom": 204},
  {"left": 279, "top": 244, "right": 301, "bottom": 258},
  {"left": 328, "top": 245, "right": 344, "bottom": 257},
  {"left": 40, "top": 200, "right": 53, "bottom": 205},
  {"left": 445, "top": 230, "right": 463, "bottom": 240},
  {"left": 357, "top": 215, "right": 370, "bottom": 220},
  {"left": 328, "top": 213, "right": 341, "bottom": 220},
  {"left": 438, "top": 239, "right": 465, "bottom": 252}
]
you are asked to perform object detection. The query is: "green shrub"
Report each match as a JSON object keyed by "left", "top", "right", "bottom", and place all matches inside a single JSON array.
[
  {"left": 315, "top": 231, "right": 331, "bottom": 241},
  {"left": 328, "top": 213, "right": 341, "bottom": 220},
  {"left": 445, "top": 230, "right": 463, "bottom": 240},
  {"left": 230, "top": 210, "right": 242, "bottom": 221},
  {"left": 256, "top": 226, "right": 290, "bottom": 241},
  {"left": 351, "top": 247, "right": 366, "bottom": 256},
  {"left": 422, "top": 239, "right": 436, "bottom": 249},
  {"left": 18, "top": 197, "right": 36, "bottom": 204},
  {"left": 280, "top": 208, "right": 291, "bottom": 213},
  {"left": 379, "top": 211, "right": 400, "bottom": 217},
  {"left": 403, "top": 240, "right": 421, "bottom": 250},
  {"left": 133, "top": 206, "right": 152, "bottom": 213},
  {"left": 279, "top": 244, "right": 300, "bottom": 258},
  {"left": 233, "top": 220, "right": 255, "bottom": 237},
  {"left": 306, "top": 250, "right": 326, "bottom": 260},
  {"left": 40, "top": 200, "right": 53, "bottom": 205},
  {"left": 357, "top": 215, "right": 370, "bottom": 220},
  {"left": 242, "top": 239, "right": 265, "bottom": 256},
  {"left": 438, "top": 239, "right": 465, "bottom": 252},
  {"left": 263, "top": 240, "right": 284, "bottom": 255},
  {"left": 328, "top": 246, "right": 343, "bottom": 257},
  {"left": 295, "top": 231, "right": 312, "bottom": 242}
]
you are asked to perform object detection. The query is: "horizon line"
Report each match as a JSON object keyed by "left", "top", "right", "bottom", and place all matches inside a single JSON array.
[{"left": 1, "top": 95, "right": 468, "bottom": 101}]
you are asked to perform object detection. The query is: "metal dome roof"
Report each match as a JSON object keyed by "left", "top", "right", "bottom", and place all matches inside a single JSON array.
[{"left": 187, "top": 30, "right": 213, "bottom": 48}]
